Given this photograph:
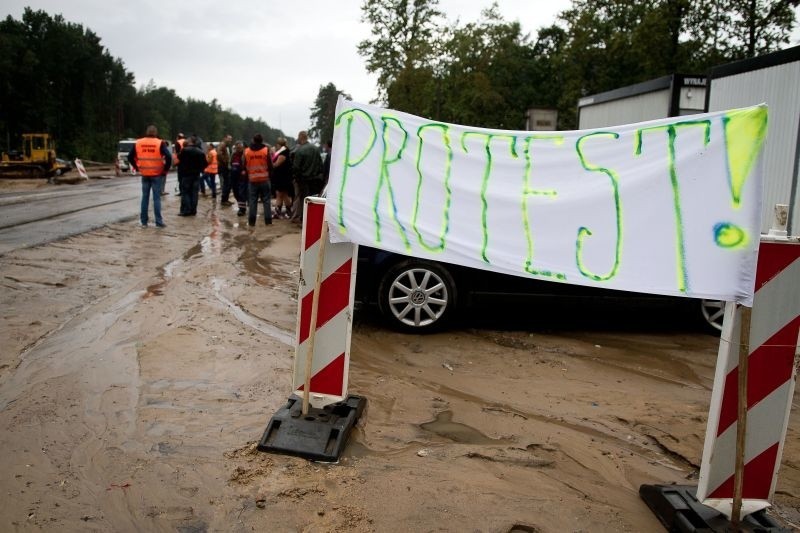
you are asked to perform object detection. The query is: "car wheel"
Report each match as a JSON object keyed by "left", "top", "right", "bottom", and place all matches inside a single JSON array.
[
  {"left": 377, "top": 260, "right": 456, "bottom": 332},
  {"left": 700, "top": 299, "right": 725, "bottom": 332}
]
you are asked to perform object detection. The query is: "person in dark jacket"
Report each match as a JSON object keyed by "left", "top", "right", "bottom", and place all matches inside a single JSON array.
[
  {"left": 321, "top": 139, "right": 333, "bottom": 189},
  {"left": 271, "top": 137, "right": 292, "bottom": 218},
  {"left": 230, "top": 141, "right": 247, "bottom": 216},
  {"left": 176, "top": 135, "right": 207, "bottom": 216},
  {"left": 217, "top": 134, "right": 233, "bottom": 205},
  {"left": 290, "top": 130, "right": 322, "bottom": 222}
]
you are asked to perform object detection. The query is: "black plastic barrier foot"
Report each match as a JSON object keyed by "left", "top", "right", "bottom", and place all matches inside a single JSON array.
[
  {"left": 257, "top": 395, "right": 366, "bottom": 462},
  {"left": 639, "top": 484, "right": 790, "bottom": 532}
]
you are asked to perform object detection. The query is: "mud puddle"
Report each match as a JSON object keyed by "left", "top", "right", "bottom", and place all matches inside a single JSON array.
[{"left": 420, "top": 410, "right": 510, "bottom": 444}]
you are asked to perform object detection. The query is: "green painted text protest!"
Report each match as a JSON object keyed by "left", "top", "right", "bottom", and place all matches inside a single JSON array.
[{"left": 328, "top": 100, "right": 766, "bottom": 304}]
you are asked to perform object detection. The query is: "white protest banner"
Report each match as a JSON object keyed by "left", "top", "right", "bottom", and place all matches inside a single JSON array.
[{"left": 326, "top": 98, "right": 766, "bottom": 305}]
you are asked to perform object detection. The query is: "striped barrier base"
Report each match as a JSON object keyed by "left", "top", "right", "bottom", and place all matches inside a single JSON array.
[{"left": 258, "top": 197, "right": 365, "bottom": 461}]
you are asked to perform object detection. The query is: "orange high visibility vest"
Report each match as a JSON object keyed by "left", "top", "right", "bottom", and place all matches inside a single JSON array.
[
  {"left": 173, "top": 138, "right": 185, "bottom": 165},
  {"left": 244, "top": 146, "right": 269, "bottom": 182},
  {"left": 135, "top": 137, "right": 165, "bottom": 177},
  {"left": 204, "top": 148, "right": 218, "bottom": 174}
]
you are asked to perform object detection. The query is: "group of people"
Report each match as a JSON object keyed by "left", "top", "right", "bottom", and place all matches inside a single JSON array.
[{"left": 128, "top": 125, "right": 330, "bottom": 228}]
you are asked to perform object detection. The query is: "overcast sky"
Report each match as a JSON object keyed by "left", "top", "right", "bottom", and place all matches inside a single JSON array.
[
  {"left": 2, "top": 1, "right": 798, "bottom": 137},
  {"left": 2, "top": 1, "right": 572, "bottom": 136}
]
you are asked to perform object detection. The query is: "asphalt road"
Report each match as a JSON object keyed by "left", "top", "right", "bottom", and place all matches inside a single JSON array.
[{"left": 0, "top": 174, "right": 174, "bottom": 255}]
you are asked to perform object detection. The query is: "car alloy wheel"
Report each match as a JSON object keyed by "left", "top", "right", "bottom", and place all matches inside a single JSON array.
[
  {"left": 378, "top": 260, "right": 456, "bottom": 332},
  {"left": 700, "top": 299, "right": 725, "bottom": 332}
]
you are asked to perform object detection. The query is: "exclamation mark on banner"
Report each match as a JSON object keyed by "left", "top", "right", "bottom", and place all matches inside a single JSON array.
[{"left": 714, "top": 106, "right": 768, "bottom": 249}]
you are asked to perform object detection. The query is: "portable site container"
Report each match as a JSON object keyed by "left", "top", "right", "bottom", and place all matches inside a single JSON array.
[
  {"left": 576, "top": 74, "right": 707, "bottom": 130},
  {"left": 706, "top": 45, "right": 800, "bottom": 234}
]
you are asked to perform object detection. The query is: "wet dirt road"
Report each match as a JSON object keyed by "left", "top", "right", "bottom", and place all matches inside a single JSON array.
[
  {"left": 0, "top": 174, "right": 167, "bottom": 255},
  {"left": 0, "top": 183, "right": 798, "bottom": 532}
]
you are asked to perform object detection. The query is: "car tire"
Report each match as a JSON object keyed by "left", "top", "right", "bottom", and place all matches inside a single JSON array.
[
  {"left": 377, "top": 259, "right": 457, "bottom": 333},
  {"left": 700, "top": 299, "right": 725, "bottom": 332}
]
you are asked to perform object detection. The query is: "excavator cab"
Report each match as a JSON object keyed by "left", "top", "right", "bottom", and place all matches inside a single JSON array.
[{"left": 22, "top": 134, "right": 55, "bottom": 163}]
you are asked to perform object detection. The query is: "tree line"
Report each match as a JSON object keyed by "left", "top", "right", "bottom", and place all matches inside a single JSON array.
[
  {"left": 0, "top": 8, "right": 284, "bottom": 161},
  {"left": 353, "top": 0, "right": 799, "bottom": 131}
]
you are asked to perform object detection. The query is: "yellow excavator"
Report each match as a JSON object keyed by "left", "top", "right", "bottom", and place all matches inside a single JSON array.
[{"left": 0, "top": 133, "right": 70, "bottom": 179}]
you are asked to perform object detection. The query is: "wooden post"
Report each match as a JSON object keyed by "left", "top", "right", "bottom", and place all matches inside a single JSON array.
[
  {"left": 731, "top": 304, "right": 752, "bottom": 526},
  {"left": 302, "top": 219, "right": 328, "bottom": 416}
]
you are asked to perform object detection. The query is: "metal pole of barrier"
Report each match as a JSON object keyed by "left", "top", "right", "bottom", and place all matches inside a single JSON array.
[
  {"left": 732, "top": 305, "right": 752, "bottom": 526},
  {"left": 302, "top": 219, "right": 329, "bottom": 416}
]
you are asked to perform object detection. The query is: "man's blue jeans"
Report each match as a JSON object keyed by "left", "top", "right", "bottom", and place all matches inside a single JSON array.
[
  {"left": 203, "top": 172, "right": 217, "bottom": 196},
  {"left": 141, "top": 175, "right": 164, "bottom": 226},
  {"left": 248, "top": 180, "right": 272, "bottom": 226}
]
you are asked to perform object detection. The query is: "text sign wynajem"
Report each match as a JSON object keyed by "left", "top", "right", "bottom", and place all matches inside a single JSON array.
[{"left": 326, "top": 98, "right": 766, "bottom": 305}]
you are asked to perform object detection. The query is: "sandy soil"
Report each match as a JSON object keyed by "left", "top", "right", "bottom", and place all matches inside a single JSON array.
[{"left": 0, "top": 182, "right": 798, "bottom": 532}]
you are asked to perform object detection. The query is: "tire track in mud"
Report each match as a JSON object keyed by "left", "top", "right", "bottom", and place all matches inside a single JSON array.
[
  {"left": 479, "top": 330, "right": 712, "bottom": 390},
  {"left": 351, "top": 346, "right": 679, "bottom": 466},
  {"left": 211, "top": 277, "right": 294, "bottom": 346}
]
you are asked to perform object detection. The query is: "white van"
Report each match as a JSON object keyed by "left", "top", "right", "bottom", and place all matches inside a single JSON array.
[{"left": 117, "top": 139, "right": 136, "bottom": 171}]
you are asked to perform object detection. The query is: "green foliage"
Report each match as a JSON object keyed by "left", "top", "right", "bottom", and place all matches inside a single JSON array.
[
  {"left": 436, "top": 6, "right": 539, "bottom": 129},
  {"left": 0, "top": 9, "right": 284, "bottom": 161},
  {"left": 553, "top": 0, "right": 797, "bottom": 127},
  {"left": 359, "top": 0, "right": 798, "bottom": 131},
  {"left": 720, "top": 0, "right": 800, "bottom": 58},
  {"left": 357, "top": 0, "right": 444, "bottom": 102},
  {"left": 309, "top": 83, "right": 352, "bottom": 143}
]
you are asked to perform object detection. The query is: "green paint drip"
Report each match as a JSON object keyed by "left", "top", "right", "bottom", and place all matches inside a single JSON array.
[
  {"left": 575, "top": 132, "right": 623, "bottom": 282},
  {"left": 334, "top": 108, "right": 377, "bottom": 230},
  {"left": 412, "top": 123, "right": 453, "bottom": 253},
  {"left": 461, "top": 132, "right": 518, "bottom": 263},
  {"left": 372, "top": 116, "right": 411, "bottom": 249},
  {"left": 723, "top": 106, "right": 768, "bottom": 208},
  {"left": 521, "top": 134, "right": 563, "bottom": 278},
  {"left": 635, "top": 122, "right": 714, "bottom": 293}
]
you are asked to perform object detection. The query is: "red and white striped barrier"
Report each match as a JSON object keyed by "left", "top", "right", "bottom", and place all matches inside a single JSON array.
[
  {"left": 292, "top": 197, "right": 358, "bottom": 407},
  {"left": 74, "top": 158, "right": 88, "bottom": 179},
  {"left": 697, "top": 236, "right": 800, "bottom": 517}
]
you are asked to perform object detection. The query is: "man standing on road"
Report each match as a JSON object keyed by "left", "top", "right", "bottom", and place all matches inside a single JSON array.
[
  {"left": 230, "top": 141, "right": 248, "bottom": 217},
  {"left": 173, "top": 133, "right": 186, "bottom": 195},
  {"left": 244, "top": 133, "right": 272, "bottom": 227},
  {"left": 128, "top": 124, "right": 171, "bottom": 228},
  {"left": 176, "top": 135, "right": 207, "bottom": 216},
  {"left": 159, "top": 139, "right": 170, "bottom": 196},
  {"left": 217, "top": 134, "right": 233, "bottom": 206},
  {"left": 203, "top": 144, "right": 218, "bottom": 198},
  {"left": 290, "top": 130, "right": 322, "bottom": 222},
  {"left": 321, "top": 139, "right": 333, "bottom": 192}
]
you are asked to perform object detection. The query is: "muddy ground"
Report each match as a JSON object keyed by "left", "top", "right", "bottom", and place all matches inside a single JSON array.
[{"left": 0, "top": 180, "right": 798, "bottom": 532}]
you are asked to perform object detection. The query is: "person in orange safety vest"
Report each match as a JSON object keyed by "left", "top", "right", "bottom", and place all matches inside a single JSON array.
[
  {"left": 173, "top": 133, "right": 185, "bottom": 167},
  {"left": 127, "top": 124, "right": 171, "bottom": 227},
  {"left": 202, "top": 144, "right": 218, "bottom": 197},
  {"left": 244, "top": 133, "right": 272, "bottom": 226}
]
